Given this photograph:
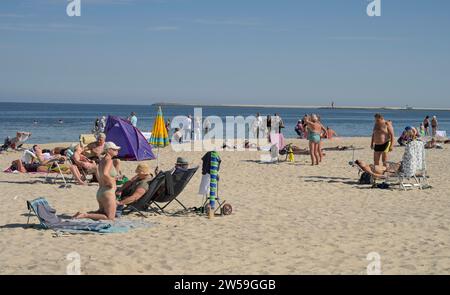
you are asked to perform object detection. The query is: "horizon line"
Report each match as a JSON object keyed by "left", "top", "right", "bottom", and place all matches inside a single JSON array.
[{"left": 0, "top": 100, "right": 449, "bottom": 111}]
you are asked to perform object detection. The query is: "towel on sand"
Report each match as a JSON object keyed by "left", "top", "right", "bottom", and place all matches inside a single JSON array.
[{"left": 28, "top": 197, "right": 156, "bottom": 234}]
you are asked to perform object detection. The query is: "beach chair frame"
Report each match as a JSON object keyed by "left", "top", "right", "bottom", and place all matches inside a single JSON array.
[
  {"left": 123, "top": 167, "right": 199, "bottom": 217},
  {"left": 44, "top": 159, "right": 71, "bottom": 188}
]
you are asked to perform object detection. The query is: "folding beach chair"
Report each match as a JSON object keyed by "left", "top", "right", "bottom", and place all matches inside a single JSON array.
[
  {"left": 122, "top": 166, "right": 199, "bottom": 216},
  {"left": 259, "top": 144, "right": 279, "bottom": 164},
  {"left": 26, "top": 197, "right": 113, "bottom": 232},
  {"left": 350, "top": 141, "right": 429, "bottom": 190},
  {"left": 392, "top": 140, "right": 429, "bottom": 190},
  {"left": 9, "top": 132, "right": 31, "bottom": 150},
  {"left": 44, "top": 158, "right": 71, "bottom": 188},
  {"left": 435, "top": 130, "right": 448, "bottom": 141}
]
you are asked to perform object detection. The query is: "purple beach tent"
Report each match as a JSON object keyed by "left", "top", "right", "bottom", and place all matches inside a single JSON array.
[{"left": 104, "top": 116, "right": 155, "bottom": 161}]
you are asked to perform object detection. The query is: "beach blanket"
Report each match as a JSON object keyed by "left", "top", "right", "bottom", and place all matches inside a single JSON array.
[{"left": 27, "top": 197, "right": 156, "bottom": 234}]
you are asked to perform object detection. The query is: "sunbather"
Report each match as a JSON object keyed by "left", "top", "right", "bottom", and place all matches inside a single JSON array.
[
  {"left": 72, "top": 144, "right": 98, "bottom": 173},
  {"left": 83, "top": 133, "right": 106, "bottom": 159},
  {"left": 73, "top": 142, "right": 121, "bottom": 220},
  {"left": 353, "top": 159, "right": 401, "bottom": 179},
  {"left": 10, "top": 146, "right": 86, "bottom": 185},
  {"left": 116, "top": 164, "right": 159, "bottom": 206},
  {"left": 1, "top": 132, "right": 32, "bottom": 151},
  {"left": 425, "top": 138, "right": 443, "bottom": 149}
]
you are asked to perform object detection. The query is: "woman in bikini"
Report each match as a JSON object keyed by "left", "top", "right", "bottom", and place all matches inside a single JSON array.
[
  {"left": 305, "top": 114, "right": 326, "bottom": 166},
  {"left": 74, "top": 142, "right": 121, "bottom": 220}
]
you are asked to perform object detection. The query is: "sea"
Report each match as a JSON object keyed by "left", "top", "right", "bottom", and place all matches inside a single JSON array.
[{"left": 1, "top": 102, "right": 449, "bottom": 144}]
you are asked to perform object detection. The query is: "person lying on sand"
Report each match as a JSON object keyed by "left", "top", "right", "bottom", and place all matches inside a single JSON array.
[
  {"left": 425, "top": 138, "right": 443, "bottom": 149},
  {"left": 322, "top": 145, "right": 356, "bottom": 151},
  {"left": 116, "top": 164, "right": 159, "bottom": 206}
]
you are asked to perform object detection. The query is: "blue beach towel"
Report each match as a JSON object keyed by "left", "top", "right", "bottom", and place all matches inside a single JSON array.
[{"left": 27, "top": 197, "right": 156, "bottom": 234}]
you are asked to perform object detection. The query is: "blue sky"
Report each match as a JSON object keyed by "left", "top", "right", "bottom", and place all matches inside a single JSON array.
[{"left": 0, "top": 0, "right": 449, "bottom": 107}]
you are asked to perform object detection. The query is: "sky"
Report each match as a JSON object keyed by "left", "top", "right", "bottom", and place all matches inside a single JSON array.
[{"left": 0, "top": 0, "right": 449, "bottom": 107}]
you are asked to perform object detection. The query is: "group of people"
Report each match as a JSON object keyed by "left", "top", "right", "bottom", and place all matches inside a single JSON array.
[
  {"left": 355, "top": 113, "right": 447, "bottom": 180},
  {"left": 8, "top": 133, "right": 122, "bottom": 186},
  {"left": 295, "top": 114, "right": 337, "bottom": 166},
  {"left": 252, "top": 113, "right": 285, "bottom": 140},
  {"left": 92, "top": 116, "right": 107, "bottom": 135},
  {"left": 73, "top": 156, "right": 191, "bottom": 221},
  {"left": 421, "top": 115, "right": 439, "bottom": 137},
  {"left": 295, "top": 116, "right": 337, "bottom": 141},
  {"left": 170, "top": 115, "right": 212, "bottom": 143}
]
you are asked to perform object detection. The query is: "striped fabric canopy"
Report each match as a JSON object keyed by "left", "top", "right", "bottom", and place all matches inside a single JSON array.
[{"left": 149, "top": 106, "right": 169, "bottom": 147}]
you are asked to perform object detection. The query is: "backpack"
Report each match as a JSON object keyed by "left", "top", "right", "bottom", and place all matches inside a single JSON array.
[{"left": 359, "top": 172, "right": 374, "bottom": 185}]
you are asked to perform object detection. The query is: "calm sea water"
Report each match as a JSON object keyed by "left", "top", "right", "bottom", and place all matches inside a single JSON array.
[{"left": 1, "top": 102, "right": 449, "bottom": 143}]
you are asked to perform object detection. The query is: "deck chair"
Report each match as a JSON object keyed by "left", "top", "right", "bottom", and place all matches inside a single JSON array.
[
  {"left": 259, "top": 144, "right": 279, "bottom": 164},
  {"left": 392, "top": 140, "right": 429, "bottom": 190},
  {"left": 10, "top": 132, "right": 31, "bottom": 150},
  {"left": 435, "top": 130, "right": 447, "bottom": 141},
  {"left": 350, "top": 141, "right": 429, "bottom": 190},
  {"left": 44, "top": 159, "right": 72, "bottom": 188},
  {"left": 26, "top": 197, "right": 112, "bottom": 232},
  {"left": 122, "top": 166, "right": 199, "bottom": 216},
  {"left": 79, "top": 134, "right": 97, "bottom": 148}
]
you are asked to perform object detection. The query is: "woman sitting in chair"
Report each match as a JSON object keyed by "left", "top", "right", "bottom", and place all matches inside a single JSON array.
[{"left": 116, "top": 164, "right": 158, "bottom": 206}]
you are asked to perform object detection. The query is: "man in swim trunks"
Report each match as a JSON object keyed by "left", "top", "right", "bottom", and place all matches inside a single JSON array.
[{"left": 371, "top": 114, "right": 395, "bottom": 168}]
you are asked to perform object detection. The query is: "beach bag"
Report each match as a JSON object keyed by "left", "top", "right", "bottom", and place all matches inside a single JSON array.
[{"left": 359, "top": 172, "right": 374, "bottom": 185}]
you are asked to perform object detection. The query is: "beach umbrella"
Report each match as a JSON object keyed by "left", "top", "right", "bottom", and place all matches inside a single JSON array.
[{"left": 149, "top": 106, "right": 169, "bottom": 166}]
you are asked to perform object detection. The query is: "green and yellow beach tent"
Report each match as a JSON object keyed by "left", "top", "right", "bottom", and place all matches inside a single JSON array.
[{"left": 149, "top": 106, "right": 169, "bottom": 147}]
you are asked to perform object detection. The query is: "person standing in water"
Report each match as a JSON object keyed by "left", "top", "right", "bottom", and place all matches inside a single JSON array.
[
  {"left": 371, "top": 114, "right": 395, "bottom": 168},
  {"left": 74, "top": 142, "right": 121, "bottom": 220}
]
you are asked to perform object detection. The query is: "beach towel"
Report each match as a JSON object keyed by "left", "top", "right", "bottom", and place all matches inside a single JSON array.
[
  {"left": 27, "top": 197, "right": 156, "bottom": 234},
  {"left": 269, "top": 133, "right": 285, "bottom": 150}
]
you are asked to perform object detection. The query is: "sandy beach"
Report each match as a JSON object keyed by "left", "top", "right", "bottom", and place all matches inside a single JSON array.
[{"left": 0, "top": 137, "right": 449, "bottom": 275}]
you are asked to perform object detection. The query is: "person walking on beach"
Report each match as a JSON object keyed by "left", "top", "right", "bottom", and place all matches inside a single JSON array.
[
  {"left": 304, "top": 114, "right": 324, "bottom": 166},
  {"left": 431, "top": 116, "right": 438, "bottom": 137},
  {"left": 371, "top": 113, "right": 395, "bottom": 168},
  {"left": 423, "top": 116, "right": 430, "bottom": 136}
]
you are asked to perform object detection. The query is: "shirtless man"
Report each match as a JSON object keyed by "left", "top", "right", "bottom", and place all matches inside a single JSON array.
[
  {"left": 371, "top": 114, "right": 395, "bottom": 168},
  {"left": 83, "top": 133, "right": 106, "bottom": 159}
]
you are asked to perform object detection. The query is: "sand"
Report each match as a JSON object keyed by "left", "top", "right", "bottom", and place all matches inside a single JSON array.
[{"left": 0, "top": 137, "right": 449, "bottom": 275}]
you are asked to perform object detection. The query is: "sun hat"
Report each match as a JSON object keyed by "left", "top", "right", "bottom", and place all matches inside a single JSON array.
[
  {"left": 135, "top": 163, "right": 151, "bottom": 175},
  {"left": 175, "top": 157, "right": 189, "bottom": 165},
  {"left": 104, "top": 142, "right": 121, "bottom": 151}
]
